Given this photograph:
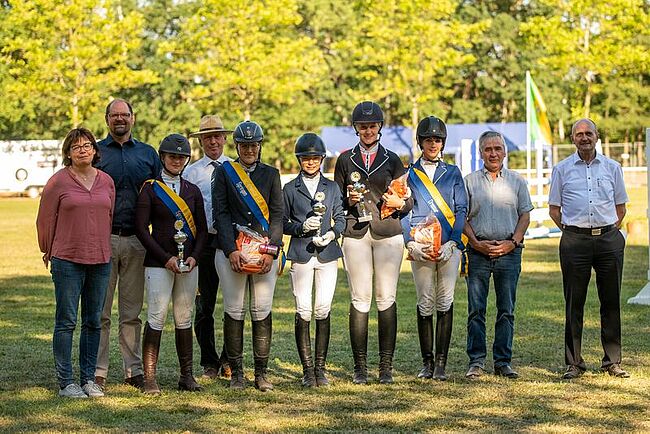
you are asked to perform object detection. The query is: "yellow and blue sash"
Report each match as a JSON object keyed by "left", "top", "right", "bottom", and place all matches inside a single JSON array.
[
  {"left": 146, "top": 179, "right": 197, "bottom": 241},
  {"left": 222, "top": 161, "right": 270, "bottom": 231},
  {"left": 222, "top": 161, "right": 286, "bottom": 274},
  {"left": 408, "top": 166, "right": 469, "bottom": 275}
]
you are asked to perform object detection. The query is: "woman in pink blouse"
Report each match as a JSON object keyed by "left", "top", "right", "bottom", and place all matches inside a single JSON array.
[{"left": 36, "top": 127, "right": 115, "bottom": 399}]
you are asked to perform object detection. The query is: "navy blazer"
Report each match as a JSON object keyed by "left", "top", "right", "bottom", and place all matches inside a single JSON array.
[
  {"left": 211, "top": 160, "right": 284, "bottom": 256},
  {"left": 334, "top": 144, "right": 413, "bottom": 239},
  {"left": 401, "top": 159, "right": 468, "bottom": 248},
  {"left": 283, "top": 173, "right": 345, "bottom": 263},
  {"left": 135, "top": 176, "right": 208, "bottom": 268}
]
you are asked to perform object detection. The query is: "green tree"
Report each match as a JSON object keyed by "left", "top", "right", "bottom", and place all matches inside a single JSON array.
[{"left": 0, "top": 0, "right": 157, "bottom": 139}]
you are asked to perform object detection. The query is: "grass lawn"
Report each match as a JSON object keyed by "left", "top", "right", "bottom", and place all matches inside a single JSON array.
[{"left": 0, "top": 191, "right": 649, "bottom": 433}]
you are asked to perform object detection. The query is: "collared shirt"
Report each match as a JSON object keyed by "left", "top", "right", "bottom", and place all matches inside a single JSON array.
[
  {"left": 549, "top": 152, "right": 628, "bottom": 227},
  {"left": 301, "top": 173, "right": 321, "bottom": 198},
  {"left": 465, "top": 166, "right": 533, "bottom": 240},
  {"left": 421, "top": 159, "right": 439, "bottom": 180},
  {"left": 184, "top": 154, "right": 232, "bottom": 234},
  {"left": 360, "top": 143, "right": 379, "bottom": 171},
  {"left": 95, "top": 134, "right": 161, "bottom": 231}
]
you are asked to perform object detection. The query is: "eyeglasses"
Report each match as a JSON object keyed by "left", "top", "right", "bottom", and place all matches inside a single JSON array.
[
  {"left": 71, "top": 143, "right": 93, "bottom": 153},
  {"left": 108, "top": 112, "right": 132, "bottom": 119}
]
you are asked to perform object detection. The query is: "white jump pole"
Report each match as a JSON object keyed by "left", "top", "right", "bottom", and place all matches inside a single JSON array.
[{"left": 627, "top": 127, "right": 650, "bottom": 305}]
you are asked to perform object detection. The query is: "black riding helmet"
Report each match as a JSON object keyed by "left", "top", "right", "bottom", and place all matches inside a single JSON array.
[
  {"left": 158, "top": 133, "right": 191, "bottom": 175},
  {"left": 233, "top": 120, "right": 264, "bottom": 162},
  {"left": 416, "top": 116, "right": 447, "bottom": 148},
  {"left": 352, "top": 101, "right": 384, "bottom": 129},
  {"left": 295, "top": 133, "right": 326, "bottom": 158}
]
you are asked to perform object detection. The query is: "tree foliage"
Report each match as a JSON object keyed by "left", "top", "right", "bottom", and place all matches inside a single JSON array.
[{"left": 0, "top": 0, "right": 648, "bottom": 167}]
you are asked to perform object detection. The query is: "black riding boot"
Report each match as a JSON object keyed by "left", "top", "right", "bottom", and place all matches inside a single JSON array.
[
  {"left": 314, "top": 314, "right": 331, "bottom": 387},
  {"left": 295, "top": 314, "right": 316, "bottom": 387},
  {"left": 349, "top": 304, "right": 368, "bottom": 384},
  {"left": 252, "top": 313, "right": 274, "bottom": 391},
  {"left": 416, "top": 306, "right": 434, "bottom": 379},
  {"left": 224, "top": 313, "right": 245, "bottom": 389},
  {"left": 378, "top": 302, "right": 397, "bottom": 384},
  {"left": 176, "top": 327, "right": 203, "bottom": 391},
  {"left": 433, "top": 304, "right": 454, "bottom": 381},
  {"left": 143, "top": 322, "right": 162, "bottom": 394}
]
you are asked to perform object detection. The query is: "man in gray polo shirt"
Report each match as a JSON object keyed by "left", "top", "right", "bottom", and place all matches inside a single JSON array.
[{"left": 463, "top": 131, "right": 533, "bottom": 379}]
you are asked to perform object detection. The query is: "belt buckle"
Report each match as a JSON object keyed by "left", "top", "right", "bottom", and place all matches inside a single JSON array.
[{"left": 591, "top": 228, "right": 602, "bottom": 236}]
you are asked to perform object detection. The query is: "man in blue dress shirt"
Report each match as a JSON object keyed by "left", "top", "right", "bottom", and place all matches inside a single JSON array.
[
  {"left": 549, "top": 118, "right": 629, "bottom": 380},
  {"left": 94, "top": 99, "right": 162, "bottom": 390}
]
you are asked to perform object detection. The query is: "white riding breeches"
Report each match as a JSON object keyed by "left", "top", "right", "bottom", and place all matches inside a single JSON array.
[
  {"left": 214, "top": 249, "right": 278, "bottom": 321},
  {"left": 289, "top": 257, "right": 338, "bottom": 321},
  {"left": 144, "top": 266, "right": 198, "bottom": 330},
  {"left": 341, "top": 232, "right": 404, "bottom": 313},
  {"left": 411, "top": 248, "right": 461, "bottom": 315}
]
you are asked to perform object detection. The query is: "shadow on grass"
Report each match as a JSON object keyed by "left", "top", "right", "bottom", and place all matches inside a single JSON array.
[{"left": 0, "top": 240, "right": 648, "bottom": 431}]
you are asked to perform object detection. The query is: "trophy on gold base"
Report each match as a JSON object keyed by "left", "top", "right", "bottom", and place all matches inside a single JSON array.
[
  {"left": 350, "top": 171, "right": 372, "bottom": 222},
  {"left": 312, "top": 191, "right": 327, "bottom": 237},
  {"left": 173, "top": 220, "right": 191, "bottom": 273}
]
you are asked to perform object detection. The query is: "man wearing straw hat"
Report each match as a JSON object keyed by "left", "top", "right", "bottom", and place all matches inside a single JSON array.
[{"left": 184, "top": 115, "right": 233, "bottom": 379}]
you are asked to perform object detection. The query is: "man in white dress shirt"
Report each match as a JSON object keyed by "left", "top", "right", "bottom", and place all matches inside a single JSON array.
[
  {"left": 184, "top": 115, "right": 233, "bottom": 379},
  {"left": 549, "top": 118, "right": 629, "bottom": 380}
]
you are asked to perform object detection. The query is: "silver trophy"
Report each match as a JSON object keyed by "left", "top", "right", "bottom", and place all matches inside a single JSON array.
[
  {"left": 312, "top": 191, "right": 327, "bottom": 237},
  {"left": 173, "top": 220, "right": 191, "bottom": 273},
  {"left": 350, "top": 171, "right": 372, "bottom": 222}
]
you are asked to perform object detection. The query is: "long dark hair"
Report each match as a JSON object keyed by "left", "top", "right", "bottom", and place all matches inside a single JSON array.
[{"left": 61, "top": 127, "right": 100, "bottom": 167}]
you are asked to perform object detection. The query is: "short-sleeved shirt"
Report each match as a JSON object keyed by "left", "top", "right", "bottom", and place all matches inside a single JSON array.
[
  {"left": 548, "top": 152, "right": 628, "bottom": 228},
  {"left": 95, "top": 134, "right": 161, "bottom": 231},
  {"left": 183, "top": 154, "right": 231, "bottom": 234},
  {"left": 465, "top": 167, "right": 533, "bottom": 240}
]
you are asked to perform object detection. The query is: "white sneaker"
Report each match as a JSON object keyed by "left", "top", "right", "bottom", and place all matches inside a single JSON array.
[
  {"left": 59, "top": 383, "right": 88, "bottom": 398},
  {"left": 82, "top": 380, "right": 105, "bottom": 397}
]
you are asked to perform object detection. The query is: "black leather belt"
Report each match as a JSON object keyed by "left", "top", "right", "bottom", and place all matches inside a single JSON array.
[
  {"left": 562, "top": 225, "right": 614, "bottom": 236},
  {"left": 111, "top": 227, "right": 136, "bottom": 237}
]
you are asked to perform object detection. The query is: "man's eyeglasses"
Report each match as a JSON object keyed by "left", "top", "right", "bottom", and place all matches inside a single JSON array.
[
  {"left": 108, "top": 113, "right": 132, "bottom": 119},
  {"left": 71, "top": 143, "right": 93, "bottom": 153}
]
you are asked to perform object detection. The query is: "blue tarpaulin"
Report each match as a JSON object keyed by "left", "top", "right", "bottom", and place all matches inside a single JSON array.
[{"left": 321, "top": 122, "right": 528, "bottom": 158}]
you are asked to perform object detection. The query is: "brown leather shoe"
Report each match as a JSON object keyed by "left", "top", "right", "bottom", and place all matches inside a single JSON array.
[
  {"left": 124, "top": 374, "right": 144, "bottom": 390},
  {"left": 465, "top": 365, "right": 484, "bottom": 379},
  {"left": 603, "top": 364, "right": 630, "bottom": 378},
  {"left": 561, "top": 365, "right": 585, "bottom": 380},
  {"left": 94, "top": 376, "right": 106, "bottom": 390},
  {"left": 494, "top": 365, "right": 519, "bottom": 379}
]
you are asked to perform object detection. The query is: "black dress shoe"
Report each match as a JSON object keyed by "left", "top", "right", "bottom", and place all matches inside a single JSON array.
[
  {"left": 465, "top": 365, "right": 484, "bottom": 379},
  {"left": 561, "top": 365, "right": 585, "bottom": 380},
  {"left": 494, "top": 365, "right": 519, "bottom": 379},
  {"left": 603, "top": 364, "right": 630, "bottom": 378},
  {"left": 124, "top": 374, "right": 144, "bottom": 390}
]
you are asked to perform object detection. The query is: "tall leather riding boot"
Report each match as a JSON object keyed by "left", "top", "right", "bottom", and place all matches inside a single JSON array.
[
  {"left": 417, "top": 306, "right": 434, "bottom": 379},
  {"left": 176, "top": 327, "right": 203, "bottom": 391},
  {"left": 378, "top": 302, "right": 397, "bottom": 384},
  {"left": 295, "top": 314, "right": 316, "bottom": 387},
  {"left": 252, "top": 313, "right": 274, "bottom": 392},
  {"left": 224, "top": 313, "right": 245, "bottom": 389},
  {"left": 142, "top": 322, "right": 162, "bottom": 395},
  {"left": 433, "top": 304, "right": 454, "bottom": 381},
  {"left": 314, "top": 314, "right": 331, "bottom": 387},
  {"left": 349, "top": 304, "right": 369, "bottom": 384}
]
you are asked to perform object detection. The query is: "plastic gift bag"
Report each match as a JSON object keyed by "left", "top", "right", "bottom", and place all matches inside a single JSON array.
[
  {"left": 235, "top": 225, "right": 268, "bottom": 274},
  {"left": 380, "top": 173, "right": 409, "bottom": 219},
  {"left": 407, "top": 214, "right": 442, "bottom": 262}
]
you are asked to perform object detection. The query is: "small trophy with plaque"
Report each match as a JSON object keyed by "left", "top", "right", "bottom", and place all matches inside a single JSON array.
[
  {"left": 173, "top": 220, "right": 191, "bottom": 273},
  {"left": 312, "top": 191, "right": 327, "bottom": 237},
  {"left": 350, "top": 171, "right": 372, "bottom": 222}
]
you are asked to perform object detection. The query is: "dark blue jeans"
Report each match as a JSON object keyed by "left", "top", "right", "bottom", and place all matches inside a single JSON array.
[
  {"left": 51, "top": 257, "right": 111, "bottom": 388},
  {"left": 466, "top": 247, "right": 522, "bottom": 369}
]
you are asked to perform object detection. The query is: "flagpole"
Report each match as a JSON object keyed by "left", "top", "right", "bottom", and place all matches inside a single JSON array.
[{"left": 525, "top": 71, "right": 532, "bottom": 188}]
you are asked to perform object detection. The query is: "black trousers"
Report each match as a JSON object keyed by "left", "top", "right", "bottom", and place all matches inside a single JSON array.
[
  {"left": 559, "top": 228, "right": 625, "bottom": 369},
  {"left": 194, "top": 235, "right": 226, "bottom": 368}
]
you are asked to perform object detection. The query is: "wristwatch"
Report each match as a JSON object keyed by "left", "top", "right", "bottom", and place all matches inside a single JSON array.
[{"left": 510, "top": 237, "right": 523, "bottom": 248}]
